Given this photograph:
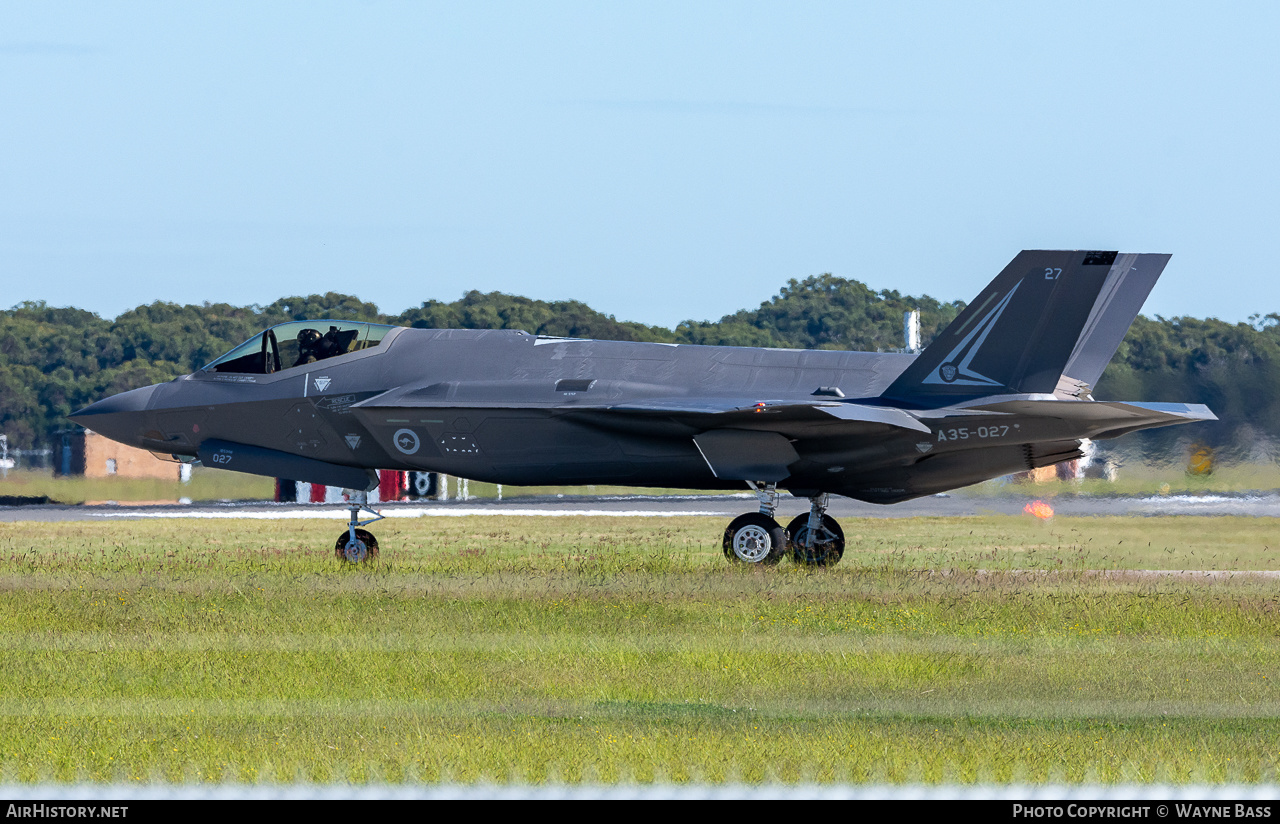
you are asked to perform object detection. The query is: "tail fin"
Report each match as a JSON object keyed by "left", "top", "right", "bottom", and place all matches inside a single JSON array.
[{"left": 882, "top": 250, "right": 1170, "bottom": 403}]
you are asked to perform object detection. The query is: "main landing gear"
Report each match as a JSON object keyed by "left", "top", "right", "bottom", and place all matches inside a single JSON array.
[
  {"left": 785, "top": 492, "right": 844, "bottom": 567},
  {"left": 722, "top": 484, "right": 845, "bottom": 567},
  {"left": 723, "top": 482, "right": 788, "bottom": 565},
  {"left": 335, "top": 489, "right": 384, "bottom": 563}
]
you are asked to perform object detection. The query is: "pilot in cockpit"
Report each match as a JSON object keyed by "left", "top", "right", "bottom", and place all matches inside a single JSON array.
[
  {"left": 294, "top": 325, "right": 360, "bottom": 367},
  {"left": 294, "top": 328, "right": 323, "bottom": 366}
]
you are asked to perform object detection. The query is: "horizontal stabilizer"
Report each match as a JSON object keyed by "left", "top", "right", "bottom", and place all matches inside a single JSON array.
[
  {"left": 968, "top": 399, "right": 1216, "bottom": 438},
  {"left": 1120, "top": 401, "right": 1219, "bottom": 421}
]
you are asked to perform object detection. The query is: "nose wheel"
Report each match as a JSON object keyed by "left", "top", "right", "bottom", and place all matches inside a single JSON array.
[
  {"left": 334, "top": 489, "right": 384, "bottom": 563},
  {"left": 335, "top": 528, "right": 379, "bottom": 562}
]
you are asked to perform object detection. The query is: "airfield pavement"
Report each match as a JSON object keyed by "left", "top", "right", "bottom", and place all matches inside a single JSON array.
[{"left": 4, "top": 490, "right": 1280, "bottom": 522}]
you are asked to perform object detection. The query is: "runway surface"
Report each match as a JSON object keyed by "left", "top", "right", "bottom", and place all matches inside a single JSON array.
[{"left": 4, "top": 491, "right": 1280, "bottom": 522}]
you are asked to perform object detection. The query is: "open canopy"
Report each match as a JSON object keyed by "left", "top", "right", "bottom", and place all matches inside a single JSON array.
[{"left": 203, "top": 320, "right": 397, "bottom": 374}]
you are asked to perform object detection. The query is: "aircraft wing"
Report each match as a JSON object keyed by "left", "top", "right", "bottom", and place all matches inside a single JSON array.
[
  {"left": 596, "top": 399, "right": 929, "bottom": 481},
  {"left": 354, "top": 386, "right": 930, "bottom": 434},
  {"left": 604, "top": 397, "right": 931, "bottom": 433}
]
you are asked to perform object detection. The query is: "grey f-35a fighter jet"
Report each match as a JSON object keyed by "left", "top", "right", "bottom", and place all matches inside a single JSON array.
[{"left": 71, "top": 250, "right": 1215, "bottom": 565}]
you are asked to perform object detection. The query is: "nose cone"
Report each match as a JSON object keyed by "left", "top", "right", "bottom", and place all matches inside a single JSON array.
[
  {"left": 71, "top": 384, "right": 159, "bottom": 420},
  {"left": 69, "top": 384, "right": 160, "bottom": 448}
]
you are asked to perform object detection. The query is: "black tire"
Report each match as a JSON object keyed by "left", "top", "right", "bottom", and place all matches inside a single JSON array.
[
  {"left": 335, "top": 528, "right": 379, "bottom": 563},
  {"left": 722, "top": 513, "right": 786, "bottom": 565},
  {"left": 785, "top": 514, "right": 845, "bottom": 567}
]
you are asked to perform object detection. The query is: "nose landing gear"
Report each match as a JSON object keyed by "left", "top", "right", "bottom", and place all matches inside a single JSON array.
[
  {"left": 335, "top": 528, "right": 379, "bottom": 562},
  {"left": 335, "top": 489, "right": 384, "bottom": 563}
]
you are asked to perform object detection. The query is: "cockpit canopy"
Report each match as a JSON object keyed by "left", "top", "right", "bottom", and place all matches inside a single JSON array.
[{"left": 203, "top": 320, "right": 396, "bottom": 374}]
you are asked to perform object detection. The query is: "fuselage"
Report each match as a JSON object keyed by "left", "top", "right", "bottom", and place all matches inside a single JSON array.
[
  {"left": 64, "top": 250, "right": 1219, "bottom": 567},
  {"left": 69, "top": 325, "right": 1179, "bottom": 503}
]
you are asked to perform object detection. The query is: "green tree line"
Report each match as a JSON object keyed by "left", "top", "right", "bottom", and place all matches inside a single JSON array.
[{"left": 0, "top": 276, "right": 1266, "bottom": 452}]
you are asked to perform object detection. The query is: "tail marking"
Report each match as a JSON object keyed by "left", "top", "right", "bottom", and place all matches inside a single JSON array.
[{"left": 923, "top": 281, "right": 1021, "bottom": 387}]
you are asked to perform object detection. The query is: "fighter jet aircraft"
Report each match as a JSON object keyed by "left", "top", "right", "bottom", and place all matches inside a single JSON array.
[{"left": 70, "top": 250, "right": 1215, "bottom": 564}]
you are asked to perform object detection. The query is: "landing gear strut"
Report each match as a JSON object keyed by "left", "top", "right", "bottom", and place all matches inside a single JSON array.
[
  {"left": 785, "top": 493, "right": 845, "bottom": 567},
  {"left": 721, "top": 486, "right": 845, "bottom": 567},
  {"left": 722, "top": 482, "right": 787, "bottom": 565},
  {"left": 335, "top": 489, "right": 384, "bottom": 563}
]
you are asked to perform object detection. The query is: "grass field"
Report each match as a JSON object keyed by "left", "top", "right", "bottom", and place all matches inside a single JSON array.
[
  {"left": 1, "top": 513, "right": 1279, "bottom": 785},
  {"left": 0, "top": 467, "right": 275, "bottom": 505}
]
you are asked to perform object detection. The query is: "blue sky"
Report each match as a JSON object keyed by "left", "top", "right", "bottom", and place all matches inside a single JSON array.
[{"left": 2, "top": 1, "right": 1277, "bottom": 328}]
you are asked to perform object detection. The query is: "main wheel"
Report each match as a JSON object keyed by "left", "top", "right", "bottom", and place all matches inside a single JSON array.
[
  {"left": 786, "top": 514, "right": 845, "bottom": 567},
  {"left": 335, "top": 528, "right": 379, "bottom": 563},
  {"left": 722, "top": 513, "right": 787, "bottom": 565}
]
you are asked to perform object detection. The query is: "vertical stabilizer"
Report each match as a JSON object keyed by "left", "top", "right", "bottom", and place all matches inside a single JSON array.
[
  {"left": 1060, "top": 253, "right": 1169, "bottom": 387},
  {"left": 882, "top": 250, "right": 1155, "bottom": 403}
]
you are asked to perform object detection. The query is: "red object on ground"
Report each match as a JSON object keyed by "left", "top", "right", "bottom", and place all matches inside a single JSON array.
[
  {"left": 378, "top": 470, "right": 405, "bottom": 502},
  {"left": 1023, "top": 500, "right": 1054, "bottom": 520},
  {"left": 309, "top": 482, "right": 325, "bottom": 503}
]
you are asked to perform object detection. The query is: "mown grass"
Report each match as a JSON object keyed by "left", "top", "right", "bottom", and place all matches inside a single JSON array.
[
  {"left": 1, "top": 514, "right": 1278, "bottom": 785},
  {"left": 0, "top": 467, "right": 275, "bottom": 505}
]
